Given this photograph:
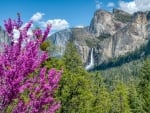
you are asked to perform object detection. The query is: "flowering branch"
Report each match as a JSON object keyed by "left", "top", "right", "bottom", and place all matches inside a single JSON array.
[{"left": 0, "top": 14, "right": 61, "bottom": 113}]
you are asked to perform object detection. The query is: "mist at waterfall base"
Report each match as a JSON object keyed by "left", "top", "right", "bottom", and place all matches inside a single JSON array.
[{"left": 85, "top": 48, "right": 94, "bottom": 70}]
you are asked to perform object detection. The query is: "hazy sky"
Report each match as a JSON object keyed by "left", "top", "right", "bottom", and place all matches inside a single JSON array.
[{"left": 0, "top": 0, "right": 150, "bottom": 32}]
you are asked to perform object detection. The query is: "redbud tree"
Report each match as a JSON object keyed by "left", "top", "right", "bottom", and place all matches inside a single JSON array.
[{"left": 0, "top": 14, "right": 61, "bottom": 113}]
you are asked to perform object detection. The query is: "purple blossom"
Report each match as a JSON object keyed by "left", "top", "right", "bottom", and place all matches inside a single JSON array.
[{"left": 0, "top": 14, "right": 61, "bottom": 113}]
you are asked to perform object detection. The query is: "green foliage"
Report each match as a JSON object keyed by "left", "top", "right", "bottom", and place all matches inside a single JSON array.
[
  {"left": 57, "top": 71, "right": 94, "bottom": 113},
  {"left": 138, "top": 58, "right": 150, "bottom": 112},
  {"left": 85, "top": 38, "right": 98, "bottom": 48},
  {"left": 43, "top": 57, "right": 64, "bottom": 70},
  {"left": 63, "top": 42, "right": 83, "bottom": 72},
  {"left": 128, "top": 79, "right": 144, "bottom": 113},
  {"left": 93, "top": 57, "right": 150, "bottom": 113},
  {"left": 115, "top": 13, "right": 132, "bottom": 23},
  {"left": 42, "top": 40, "right": 150, "bottom": 113},
  {"left": 40, "top": 40, "right": 60, "bottom": 56},
  {"left": 100, "top": 59, "right": 143, "bottom": 84},
  {"left": 85, "top": 33, "right": 110, "bottom": 47},
  {"left": 110, "top": 82, "right": 131, "bottom": 113},
  {"left": 95, "top": 42, "right": 148, "bottom": 70},
  {"left": 40, "top": 41, "right": 50, "bottom": 51},
  {"left": 96, "top": 33, "right": 111, "bottom": 41},
  {"left": 91, "top": 72, "right": 111, "bottom": 113},
  {"left": 55, "top": 42, "right": 95, "bottom": 113}
]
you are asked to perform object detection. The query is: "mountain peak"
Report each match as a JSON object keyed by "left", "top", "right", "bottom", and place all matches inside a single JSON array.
[
  {"left": 89, "top": 8, "right": 128, "bottom": 36},
  {"left": 94, "top": 9, "right": 112, "bottom": 17},
  {"left": 113, "top": 8, "right": 130, "bottom": 16}
]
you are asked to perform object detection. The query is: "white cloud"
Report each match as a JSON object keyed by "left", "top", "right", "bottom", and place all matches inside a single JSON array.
[
  {"left": 12, "top": 28, "right": 33, "bottom": 43},
  {"left": 107, "top": 2, "right": 115, "bottom": 8},
  {"left": 119, "top": 0, "right": 150, "bottom": 14},
  {"left": 31, "top": 12, "right": 45, "bottom": 22},
  {"left": 75, "top": 25, "right": 84, "bottom": 28},
  {"left": 13, "top": 28, "right": 20, "bottom": 43},
  {"left": 30, "top": 12, "right": 69, "bottom": 31},
  {"left": 95, "top": 0, "right": 102, "bottom": 9},
  {"left": 27, "top": 29, "right": 33, "bottom": 37},
  {"left": 40, "top": 19, "right": 69, "bottom": 31}
]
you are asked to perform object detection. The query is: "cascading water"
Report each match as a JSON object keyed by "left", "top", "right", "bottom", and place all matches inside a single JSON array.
[{"left": 85, "top": 48, "right": 94, "bottom": 70}]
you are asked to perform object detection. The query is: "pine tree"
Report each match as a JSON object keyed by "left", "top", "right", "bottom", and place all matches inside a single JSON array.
[
  {"left": 138, "top": 58, "right": 150, "bottom": 112},
  {"left": 110, "top": 82, "right": 131, "bottom": 113},
  {"left": 63, "top": 42, "right": 83, "bottom": 73},
  {"left": 91, "top": 72, "right": 111, "bottom": 113},
  {"left": 56, "top": 42, "right": 94, "bottom": 113},
  {"left": 128, "top": 79, "right": 144, "bottom": 113}
]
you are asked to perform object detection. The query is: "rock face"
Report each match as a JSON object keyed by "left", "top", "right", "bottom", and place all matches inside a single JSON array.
[
  {"left": 49, "top": 29, "right": 72, "bottom": 56},
  {"left": 49, "top": 9, "right": 150, "bottom": 69},
  {"left": 49, "top": 27, "right": 95, "bottom": 63},
  {"left": 89, "top": 9, "right": 127, "bottom": 36},
  {"left": 0, "top": 27, "right": 9, "bottom": 51}
]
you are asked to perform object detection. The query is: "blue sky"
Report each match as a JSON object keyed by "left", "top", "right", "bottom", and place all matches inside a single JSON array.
[{"left": 0, "top": 0, "right": 150, "bottom": 32}]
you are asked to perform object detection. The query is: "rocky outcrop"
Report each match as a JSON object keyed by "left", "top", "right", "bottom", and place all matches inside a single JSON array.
[
  {"left": 89, "top": 9, "right": 129, "bottom": 36},
  {"left": 111, "top": 11, "right": 148, "bottom": 57},
  {"left": 48, "top": 29, "right": 72, "bottom": 57},
  {"left": 49, "top": 27, "right": 95, "bottom": 63},
  {"left": 49, "top": 9, "right": 150, "bottom": 69}
]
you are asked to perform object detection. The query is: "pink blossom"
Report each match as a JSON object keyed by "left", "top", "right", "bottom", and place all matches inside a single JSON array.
[{"left": 0, "top": 14, "right": 61, "bottom": 113}]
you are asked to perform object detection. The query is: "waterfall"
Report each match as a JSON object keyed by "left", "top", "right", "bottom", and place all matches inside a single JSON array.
[{"left": 85, "top": 48, "right": 94, "bottom": 70}]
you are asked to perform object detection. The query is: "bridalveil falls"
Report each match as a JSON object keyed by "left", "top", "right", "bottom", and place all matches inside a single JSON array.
[{"left": 85, "top": 48, "right": 94, "bottom": 70}]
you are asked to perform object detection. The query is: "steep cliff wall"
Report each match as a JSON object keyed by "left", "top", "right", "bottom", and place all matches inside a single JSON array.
[{"left": 49, "top": 9, "right": 150, "bottom": 69}]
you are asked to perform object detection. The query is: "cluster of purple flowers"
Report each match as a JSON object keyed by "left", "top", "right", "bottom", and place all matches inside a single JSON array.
[{"left": 0, "top": 14, "right": 61, "bottom": 113}]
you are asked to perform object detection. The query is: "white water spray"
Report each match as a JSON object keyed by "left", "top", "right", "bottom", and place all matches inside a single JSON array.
[{"left": 85, "top": 48, "right": 94, "bottom": 70}]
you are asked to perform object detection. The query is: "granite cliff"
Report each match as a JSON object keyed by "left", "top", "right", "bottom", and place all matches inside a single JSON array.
[
  {"left": 0, "top": 9, "right": 149, "bottom": 70},
  {"left": 49, "top": 9, "right": 150, "bottom": 70}
]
